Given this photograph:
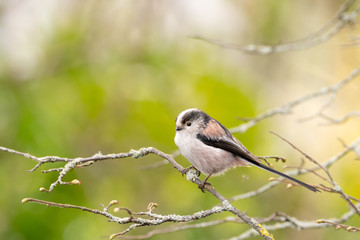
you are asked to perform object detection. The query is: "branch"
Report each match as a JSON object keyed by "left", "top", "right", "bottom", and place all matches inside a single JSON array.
[
  {"left": 21, "top": 198, "right": 226, "bottom": 239},
  {"left": 190, "top": 0, "right": 360, "bottom": 55},
  {"left": 120, "top": 213, "right": 284, "bottom": 240},
  {"left": 119, "top": 202, "right": 360, "bottom": 240},
  {"left": 1, "top": 146, "right": 273, "bottom": 240},
  {"left": 0, "top": 146, "right": 183, "bottom": 192},
  {"left": 21, "top": 195, "right": 273, "bottom": 240},
  {"left": 270, "top": 131, "right": 334, "bottom": 184},
  {"left": 270, "top": 132, "right": 360, "bottom": 216},
  {"left": 29, "top": 195, "right": 357, "bottom": 240},
  {"left": 231, "top": 203, "right": 360, "bottom": 239},
  {"left": 229, "top": 136, "right": 360, "bottom": 201},
  {"left": 316, "top": 220, "right": 360, "bottom": 232},
  {"left": 230, "top": 65, "right": 360, "bottom": 133},
  {"left": 319, "top": 111, "right": 360, "bottom": 125}
]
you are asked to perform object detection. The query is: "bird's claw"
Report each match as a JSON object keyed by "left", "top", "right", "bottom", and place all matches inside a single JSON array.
[{"left": 198, "top": 181, "right": 211, "bottom": 193}]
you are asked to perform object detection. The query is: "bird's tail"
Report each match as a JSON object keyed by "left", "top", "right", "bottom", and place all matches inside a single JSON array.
[{"left": 249, "top": 160, "right": 320, "bottom": 192}]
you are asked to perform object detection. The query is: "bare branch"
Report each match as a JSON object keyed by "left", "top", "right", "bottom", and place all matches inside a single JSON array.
[
  {"left": 0, "top": 146, "right": 181, "bottom": 193},
  {"left": 190, "top": 0, "right": 360, "bottom": 55},
  {"left": 254, "top": 132, "right": 360, "bottom": 216},
  {"left": 3, "top": 146, "right": 274, "bottom": 239},
  {"left": 230, "top": 65, "right": 360, "bottom": 133},
  {"left": 230, "top": 203, "right": 360, "bottom": 239},
  {"left": 121, "top": 213, "right": 285, "bottom": 240},
  {"left": 270, "top": 131, "right": 334, "bottom": 184},
  {"left": 229, "top": 136, "right": 360, "bottom": 201},
  {"left": 8, "top": 90, "right": 360, "bottom": 239},
  {"left": 317, "top": 219, "right": 360, "bottom": 232},
  {"left": 22, "top": 197, "right": 274, "bottom": 240},
  {"left": 21, "top": 197, "right": 224, "bottom": 226},
  {"left": 319, "top": 111, "right": 360, "bottom": 125},
  {"left": 333, "top": 184, "right": 360, "bottom": 216}
]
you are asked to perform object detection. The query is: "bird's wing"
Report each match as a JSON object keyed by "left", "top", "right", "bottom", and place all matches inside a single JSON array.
[
  {"left": 198, "top": 119, "right": 261, "bottom": 164},
  {"left": 197, "top": 119, "right": 319, "bottom": 192}
]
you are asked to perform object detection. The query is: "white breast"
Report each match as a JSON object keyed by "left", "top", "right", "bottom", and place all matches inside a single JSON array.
[{"left": 175, "top": 131, "right": 247, "bottom": 175}]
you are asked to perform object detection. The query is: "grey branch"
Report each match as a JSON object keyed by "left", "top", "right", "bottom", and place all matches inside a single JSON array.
[
  {"left": 119, "top": 213, "right": 285, "bottom": 240},
  {"left": 1, "top": 146, "right": 273, "bottom": 240},
  {"left": 229, "top": 136, "right": 360, "bottom": 202},
  {"left": 21, "top": 198, "right": 225, "bottom": 239},
  {"left": 231, "top": 203, "right": 360, "bottom": 240},
  {"left": 190, "top": 0, "right": 360, "bottom": 55},
  {"left": 319, "top": 111, "right": 360, "bottom": 125},
  {"left": 5, "top": 106, "right": 359, "bottom": 239},
  {"left": 270, "top": 132, "right": 360, "bottom": 216},
  {"left": 21, "top": 197, "right": 360, "bottom": 240},
  {"left": 230, "top": 65, "right": 360, "bottom": 133},
  {"left": 12, "top": 136, "right": 360, "bottom": 239}
]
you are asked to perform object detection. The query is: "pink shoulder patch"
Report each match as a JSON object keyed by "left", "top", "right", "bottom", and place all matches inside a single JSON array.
[{"left": 202, "top": 119, "right": 226, "bottom": 138}]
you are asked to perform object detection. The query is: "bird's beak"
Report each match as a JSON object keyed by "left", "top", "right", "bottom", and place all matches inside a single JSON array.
[{"left": 176, "top": 126, "right": 183, "bottom": 131}]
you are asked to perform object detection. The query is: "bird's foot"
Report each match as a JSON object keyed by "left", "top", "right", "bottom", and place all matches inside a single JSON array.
[{"left": 198, "top": 180, "right": 211, "bottom": 193}]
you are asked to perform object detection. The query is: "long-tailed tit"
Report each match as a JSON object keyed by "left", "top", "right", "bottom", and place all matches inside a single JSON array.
[{"left": 174, "top": 108, "right": 319, "bottom": 192}]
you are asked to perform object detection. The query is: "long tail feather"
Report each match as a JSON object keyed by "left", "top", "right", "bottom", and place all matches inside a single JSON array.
[{"left": 250, "top": 161, "right": 320, "bottom": 192}]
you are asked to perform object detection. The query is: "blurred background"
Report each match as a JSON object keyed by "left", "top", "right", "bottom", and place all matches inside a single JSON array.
[{"left": 0, "top": 0, "right": 359, "bottom": 239}]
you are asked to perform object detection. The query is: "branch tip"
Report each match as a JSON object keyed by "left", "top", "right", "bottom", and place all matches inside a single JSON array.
[
  {"left": 147, "top": 202, "right": 158, "bottom": 212},
  {"left": 110, "top": 200, "right": 119, "bottom": 205},
  {"left": 71, "top": 179, "right": 81, "bottom": 185},
  {"left": 109, "top": 233, "right": 118, "bottom": 240}
]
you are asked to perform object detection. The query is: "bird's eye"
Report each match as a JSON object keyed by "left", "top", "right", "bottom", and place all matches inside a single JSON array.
[{"left": 186, "top": 121, "right": 192, "bottom": 126}]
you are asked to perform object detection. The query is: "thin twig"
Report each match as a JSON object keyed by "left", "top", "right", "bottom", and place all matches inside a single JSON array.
[
  {"left": 317, "top": 219, "right": 360, "bottom": 232},
  {"left": 229, "top": 136, "right": 360, "bottom": 201},
  {"left": 319, "top": 111, "right": 360, "bottom": 125},
  {"left": 229, "top": 203, "right": 360, "bottom": 240},
  {"left": 190, "top": 0, "right": 360, "bottom": 55},
  {"left": 270, "top": 131, "right": 334, "bottom": 184},
  {"left": 230, "top": 65, "right": 360, "bottom": 133},
  {"left": 270, "top": 131, "right": 360, "bottom": 216}
]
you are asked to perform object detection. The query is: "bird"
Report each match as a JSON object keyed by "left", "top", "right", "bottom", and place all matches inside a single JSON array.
[{"left": 174, "top": 108, "right": 319, "bottom": 192}]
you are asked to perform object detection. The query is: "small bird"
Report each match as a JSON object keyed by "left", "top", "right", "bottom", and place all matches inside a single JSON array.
[{"left": 174, "top": 108, "right": 319, "bottom": 192}]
